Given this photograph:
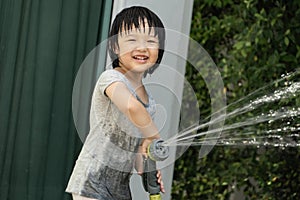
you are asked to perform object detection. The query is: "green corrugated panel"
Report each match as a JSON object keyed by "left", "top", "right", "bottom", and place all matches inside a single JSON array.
[{"left": 0, "top": 0, "right": 113, "bottom": 199}]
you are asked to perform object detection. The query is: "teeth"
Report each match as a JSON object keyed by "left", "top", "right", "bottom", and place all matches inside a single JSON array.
[{"left": 134, "top": 56, "right": 148, "bottom": 60}]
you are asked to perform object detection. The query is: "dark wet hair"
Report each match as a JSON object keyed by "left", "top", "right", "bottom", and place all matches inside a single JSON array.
[{"left": 108, "top": 6, "right": 165, "bottom": 76}]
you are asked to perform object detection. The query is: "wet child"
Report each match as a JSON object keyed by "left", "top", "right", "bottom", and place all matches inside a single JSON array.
[{"left": 66, "top": 6, "right": 166, "bottom": 200}]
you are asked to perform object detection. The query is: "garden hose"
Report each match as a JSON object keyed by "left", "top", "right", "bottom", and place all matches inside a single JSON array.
[{"left": 142, "top": 139, "right": 169, "bottom": 200}]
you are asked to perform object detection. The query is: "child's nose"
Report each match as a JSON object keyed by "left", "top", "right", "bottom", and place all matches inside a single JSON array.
[{"left": 136, "top": 41, "right": 147, "bottom": 51}]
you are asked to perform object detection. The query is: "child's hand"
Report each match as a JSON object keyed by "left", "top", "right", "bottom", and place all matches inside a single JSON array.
[
  {"left": 135, "top": 135, "right": 161, "bottom": 175},
  {"left": 135, "top": 149, "right": 144, "bottom": 175},
  {"left": 157, "top": 170, "right": 165, "bottom": 193},
  {"left": 140, "top": 135, "right": 160, "bottom": 158},
  {"left": 135, "top": 138, "right": 154, "bottom": 175}
]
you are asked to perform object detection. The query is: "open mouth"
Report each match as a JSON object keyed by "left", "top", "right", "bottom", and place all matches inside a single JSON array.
[{"left": 133, "top": 55, "right": 149, "bottom": 61}]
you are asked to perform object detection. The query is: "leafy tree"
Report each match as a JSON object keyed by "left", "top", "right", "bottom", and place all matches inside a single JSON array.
[{"left": 172, "top": 0, "right": 300, "bottom": 199}]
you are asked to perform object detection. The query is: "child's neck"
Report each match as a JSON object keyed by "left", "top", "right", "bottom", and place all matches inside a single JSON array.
[{"left": 115, "top": 67, "right": 144, "bottom": 89}]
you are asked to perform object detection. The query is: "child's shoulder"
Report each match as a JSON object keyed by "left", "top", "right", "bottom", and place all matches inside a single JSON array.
[
  {"left": 100, "top": 69, "right": 124, "bottom": 80},
  {"left": 100, "top": 69, "right": 124, "bottom": 77},
  {"left": 98, "top": 69, "right": 127, "bottom": 88},
  {"left": 97, "top": 69, "right": 126, "bottom": 95},
  {"left": 101, "top": 68, "right": 119, "bottom": 75}
]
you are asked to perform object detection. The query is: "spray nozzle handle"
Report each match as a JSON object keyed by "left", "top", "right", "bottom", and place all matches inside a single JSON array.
[
  {"left": 142, "top": 158, "right": 160, "bottom": 195},
  {"left": 142, "top": 139, "right": 169, "bottom": 199}
]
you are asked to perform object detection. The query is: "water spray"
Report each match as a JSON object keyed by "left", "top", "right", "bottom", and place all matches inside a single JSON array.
[
  {"left": 142, "top": 139, "right": 169, "bottom": 200},
  {"left": 163, "top": 70, "right": 300, "bottom": 148}
]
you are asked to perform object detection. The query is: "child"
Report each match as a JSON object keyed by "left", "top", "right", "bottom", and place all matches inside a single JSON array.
[{"left": 66, "top": 6, "right": 166, "bottom": 200}]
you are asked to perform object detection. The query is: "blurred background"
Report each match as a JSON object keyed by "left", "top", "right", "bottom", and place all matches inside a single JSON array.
[
  {"left": 1, "top": 0, "right": 299, "bottom": 200},
  {"left": 173, "top": 1, "right": 300, "bottom": 200}
]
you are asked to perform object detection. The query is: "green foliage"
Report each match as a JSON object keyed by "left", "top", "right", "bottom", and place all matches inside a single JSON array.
[{"left": 172, "top": 0, "right": 300, "bottom": 199}]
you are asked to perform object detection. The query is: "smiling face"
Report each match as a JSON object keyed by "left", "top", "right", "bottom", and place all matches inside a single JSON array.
[
  {"left": 115, "top": 23, "right": 159, "bottom": 75},
  {"left": 108, "top": 7, "right": 165, "bottom": 76}
]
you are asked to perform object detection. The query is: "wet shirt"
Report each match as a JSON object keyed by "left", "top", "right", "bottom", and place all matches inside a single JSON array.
[{"left": 66, "top": 69, "right": 156, "bottom": 200}]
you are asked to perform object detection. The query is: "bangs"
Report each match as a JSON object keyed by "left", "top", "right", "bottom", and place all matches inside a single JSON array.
[
  {"left": 120, "top": 17, "right": 157, "bottom": 36},
  {"left": 110, "top": 6, "right": 164, "bottom": 37}
]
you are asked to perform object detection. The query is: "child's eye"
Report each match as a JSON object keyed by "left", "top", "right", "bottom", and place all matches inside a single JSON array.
[
  {"left": 127, "top": 39, "right": 136, "bottom": 42},
  {"left": 147, "top": 40, "right": 158, "bottom": 44}
]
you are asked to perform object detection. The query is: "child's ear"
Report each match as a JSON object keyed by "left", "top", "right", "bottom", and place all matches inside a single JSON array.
[
  {"left": 113, "top": 45, "right": 119, "bottom": 55},
  {"left": 114, "top": 47, "right": 119, "bottom": 55}
]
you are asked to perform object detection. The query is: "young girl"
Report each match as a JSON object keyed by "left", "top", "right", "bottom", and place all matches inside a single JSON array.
[{"left": 66, "top": 6, "right": 166, "bottom": 200}]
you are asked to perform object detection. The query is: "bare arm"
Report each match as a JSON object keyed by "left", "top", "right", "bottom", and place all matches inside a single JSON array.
[
  {"left": 105, "top": 81, "right": 160, "bottom": 141},
  {"left": 105, "top": 82, "right": 165, "bottom": 192}
]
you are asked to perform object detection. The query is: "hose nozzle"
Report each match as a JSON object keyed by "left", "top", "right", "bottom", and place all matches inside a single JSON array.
[
  {"left": 143, "top": 139, "right": 169, "bottom": 199},
  {"left": 147, "top": 139, "right": 169, "bottom": 161}
]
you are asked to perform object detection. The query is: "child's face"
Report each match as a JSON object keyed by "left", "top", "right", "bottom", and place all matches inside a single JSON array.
[{"left": 116, "top": 22, "right": 159, "bottom": 74}]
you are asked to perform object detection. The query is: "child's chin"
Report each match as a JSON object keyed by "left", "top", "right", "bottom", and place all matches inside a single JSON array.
[{"left": 132, "top": 65, "right": 152, "bottom": 73}]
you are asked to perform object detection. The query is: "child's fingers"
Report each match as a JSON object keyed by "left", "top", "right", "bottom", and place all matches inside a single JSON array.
[
  {"left": 157, "top": 171, "right": 162, "bottom": 184},
  {"left": 156, "top": 170, "right": 161, "bottom": 178},
  {"left": 156, "top": 170, "right": 165, "bottom": 193},
  {"left": 136, "top": 161, "right": 143, "bottom": 175},
  {"left": 159, "top": 180, "right": 165, "bottom": 193},
  {"left": 135, "top": 153, "right": 144, "bottom": 175},
  {"left": 137, "top": 171, "right": 143, "bottom": 176}
]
